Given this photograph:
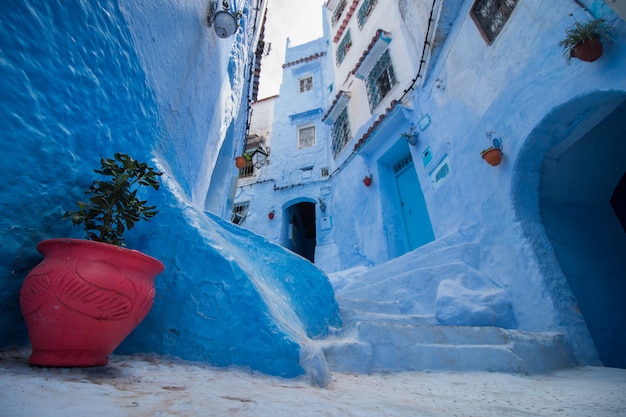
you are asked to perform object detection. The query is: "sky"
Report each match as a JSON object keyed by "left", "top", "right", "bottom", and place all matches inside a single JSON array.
[{"left": 256, "top": 0, "right": 326, "bottom": 99}]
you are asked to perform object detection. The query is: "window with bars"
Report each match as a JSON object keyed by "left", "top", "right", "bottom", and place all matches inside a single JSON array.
[
  {"left": 365, "top": 49, "right": 396, "bottom": 111},
  {"left": 237, "top": 160, "right": 254, "bottom": 178},
  {"left": 231, "top": 201, "right": 250, "bottom": 225},
  {"left": 470, "top": 0, "right": 517, "bottom": 44},
  {"left": 393, "top": 153, "right": 413, "bottom": 174},
  {"left": 336, "top": 30, "right": 352, "bottom": 65},
  {"left": 298, "top": 125, "right": 316, "bottom": 149},
  {"left": 331, "top": 107, "right": 351, "bottom": 158},
  {"left": 332, "top": 0, "right": 347, "bottom": 26},
  {"left": 357, "top": 0, "right": 379, "bottom": 29},
  {"left": 299, "top": 76, "right": 313, "bottom": 93}
]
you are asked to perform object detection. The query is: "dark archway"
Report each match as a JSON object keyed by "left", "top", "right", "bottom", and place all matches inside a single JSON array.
[
  {"left": 284, "top": 201, "right": 316, "bottom": 263},
  {"left": 512, "top": 92, "right": 626, "bottom": 368}
]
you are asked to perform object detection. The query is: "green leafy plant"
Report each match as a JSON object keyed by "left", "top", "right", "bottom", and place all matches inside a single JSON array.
[
  {"left": 65, "top": 153, "right": 162, "bottom": 246},
  {"left": 559, "top": 17, "right": 613, "bottom": 63}
]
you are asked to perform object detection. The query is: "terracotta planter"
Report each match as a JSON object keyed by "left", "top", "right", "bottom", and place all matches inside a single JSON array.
[
  {"left": 268, "top": 212, "right": 275, "bottom": 219},
  {"left": 481, "top": 148, "right": 503, "bottom": 166},
  {"left": 572, "top": 35, "right": 603, "bottom": 62},
  {"left": 20, "top": 238, "right": 164, "bottom": 367},
  {"left": 235, "top": 156, "right": 247, "bottom": 169},
  {"left": 363, "top": 177, "right": 372, "bottom": 187}
]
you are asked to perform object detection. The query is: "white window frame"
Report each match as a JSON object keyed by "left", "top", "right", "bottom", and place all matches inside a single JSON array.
[
  {"left": 299, "top": 75, "right": 313, "bottom": 93},
  {"left": 231, "top": 201, "right": 250, "bottom": 225},
  {"left": 365, "top": 49, "right": 396, "bottom": 111},
  {"left": 297, "top": 124, "right": 316, "bottom": 149},
  {"left": 331, "top": 107, "right": 351, "bottom": 158}
]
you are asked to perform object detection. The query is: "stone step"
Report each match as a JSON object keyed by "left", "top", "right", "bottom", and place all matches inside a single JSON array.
[
  {"left": 336, "top": 241, "right": 481, "bottom": 294},
  {"left": 337, "top": 304, "right": 438, "bottom": 327},
  {"left": 339, "top": 262, "right": 469, "bottom": 299},
  {"left": 337, "top": 262, "right": 496, "bottom": 318},
  {"left": 319, "top": 322, "right": 576, "bottom": 375}
]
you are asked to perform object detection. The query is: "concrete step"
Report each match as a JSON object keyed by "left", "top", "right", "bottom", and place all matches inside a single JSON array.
[
  {"left": 336, "top": 241, "right": 481, "bottom": 294},
  {"left": 337, "top": 262, "right": 497, "bottom": 318},
  {"left": 319, "top": 322, "right": 577, "bottom": 374},
  {"left": 337, "top": 304, "right": 438, "bottom": 327}
]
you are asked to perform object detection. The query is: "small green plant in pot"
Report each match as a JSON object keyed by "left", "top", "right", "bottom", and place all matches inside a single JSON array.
[
  {"left": 559, "top": 16, "right": 613, "bottom": 63},
  {"left": 66, "top": 153, "right": 162, "bottom": 246},
  {"left": 20, "top": 153, "right": 165, "bottom": 367}
]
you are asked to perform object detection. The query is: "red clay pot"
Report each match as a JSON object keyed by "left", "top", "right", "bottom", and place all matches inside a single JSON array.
[
  {"left": 268, "top": 212, "right": 275, "bottom": 219},
  {"left": 572, "top": 35, "right": 603, "bottom": 62},
  {"left": 235, "top": 156, "right": 247, "bottom": 168},
  {"left": 481, "top": 148, "right": 503, "bottom": 166},
  {"left": 363, "top": 177, "right": 372, "bottom": 187},
  {"left": 20, "top": 238, "right": 164, "bottom": 367}
]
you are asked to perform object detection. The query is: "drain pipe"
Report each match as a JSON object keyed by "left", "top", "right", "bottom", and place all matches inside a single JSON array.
[{"left": 399, "top": 0, "right": 438, "bottom": 104}]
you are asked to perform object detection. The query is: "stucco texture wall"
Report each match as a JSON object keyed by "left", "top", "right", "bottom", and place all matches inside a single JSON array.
[
  {"left": 0, "top": 0, "right": 340, "bottom": 381},
  {"left": 411, "top": 0, "right": 626, "bottom": 365}
]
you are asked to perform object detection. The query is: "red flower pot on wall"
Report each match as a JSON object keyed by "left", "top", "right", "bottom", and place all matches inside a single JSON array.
[
  {"left": 481, "top": 148, "right": 503, "bottom": 166},
  {"left": 572, "top": 35, "right": 603, "bottom": 62},
  {"left": 235, "top": 156, "right": 247, "bottom": 168},
  {"left": 268, "top": 211, "right": 275, "bottom": 219},
  {"left": 20, "top": 238, "right": 164, "bottom": 367},
  {"left": 363, "top": 176, "right": 373, "bottom": 187}
]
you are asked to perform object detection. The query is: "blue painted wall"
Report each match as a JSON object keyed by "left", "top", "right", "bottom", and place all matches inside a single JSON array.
[
  {"left": 0, "top": 0, "right": 340, "bottom": 381},
  {"left": 0, "top": 0, "right": 161, "bottom": 346}
]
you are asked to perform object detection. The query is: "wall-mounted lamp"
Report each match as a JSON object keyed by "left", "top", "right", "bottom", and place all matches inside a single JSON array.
[
  {"left": 402, "top": 128, "right": 419, "bottom": 146},
  {"left": 248, "top": 143, "right": 269, "bottom": 169},
  {"left": 207, "top": 0, "right": 240, "bottom": 39},
  {"left": 318, "top": 198, "right": 326, "bottom": 213}
]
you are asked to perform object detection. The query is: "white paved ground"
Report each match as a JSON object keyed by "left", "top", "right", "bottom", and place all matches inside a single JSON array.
[{"left": 1, "top": 348, "right": 624, "bottom": 417}]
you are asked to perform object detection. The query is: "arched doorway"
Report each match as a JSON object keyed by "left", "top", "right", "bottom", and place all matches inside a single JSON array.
[
  {"left": 513, "top": 92, "right": 626, "bottom": 368},
  {"left": 283, "top": 200, "right": 316, "bottom": 263}
]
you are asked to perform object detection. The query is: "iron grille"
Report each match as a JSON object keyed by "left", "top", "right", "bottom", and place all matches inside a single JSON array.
[
  {"left": 393, "top": 153, "right": 413, "bottom": 174},
  {"left": 357, "top": 0, "right": 379, "bottom": 29},
  {"left": 238, "top": 161, "right": 254, "bottom": 178},
  {"left": 231, "top": 201, "right": 250, "bottom": 225},
  {"left": 332, "top": 107, "right": 351, "bottom": 158},
  {"left": 299, "top": 76, "right": 313, "bottom": 93},
  {"left": 470, "top": 0, "right": 517, "bottom": 44},
  {"left": 336, "top": 30, "right": 352, "bottom": 65},
  {"left": 332, "top": 0, "right": 347, "bottom": 26},
  {"left": 366, "top": 49, "right": 396, "bottom": 110}
]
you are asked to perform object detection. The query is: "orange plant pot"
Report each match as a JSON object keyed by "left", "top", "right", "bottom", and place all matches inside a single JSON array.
[
  {"left": 573, "top": 35, "right": 603, "bottom": 62},
  {"left": 481, "top": 148, "right": 503, "bottom": 166},
  {"left": 235, "top": 156, "right": 247, "bottom": 168}
]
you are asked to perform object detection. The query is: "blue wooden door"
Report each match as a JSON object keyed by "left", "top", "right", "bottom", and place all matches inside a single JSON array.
[{"left": 396, "top": 163, "right": 435, "bottom": 250}]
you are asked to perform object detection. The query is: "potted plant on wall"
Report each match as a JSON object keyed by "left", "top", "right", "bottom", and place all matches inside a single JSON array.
[
  {"left": 268, "top": 209, "right": 275, "bottom": 220},
  {"left": 363, "top": 174, "right": 373, "bottom": 187},
  {"left": 559, "top": 16, "right": 612, "bottom": 63},
  {"left": 20, "top": 153, "right": 165, "bottom": 367},
  {"left": 480, "top": 131, "right": 503, "bottom": 166},
  {"left": 235, "top": 152, "right": 251, "bottom": 169}
]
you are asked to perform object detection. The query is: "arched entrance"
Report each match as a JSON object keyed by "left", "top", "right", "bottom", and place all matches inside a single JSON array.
[
  {"left": 513, "top": 92, "right": 626, "bottom": 368},
  {"left": 282, "top": 200, "right": 316, "bottom": 263}
]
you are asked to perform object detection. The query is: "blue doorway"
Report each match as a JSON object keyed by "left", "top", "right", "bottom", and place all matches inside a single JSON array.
[{"left": 394, "top": 155, "right": 435, "bottom": 251}]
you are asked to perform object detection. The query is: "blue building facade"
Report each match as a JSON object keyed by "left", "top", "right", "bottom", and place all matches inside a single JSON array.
[
  {"left": 0, "top": 0, "right": 340, "bottom": 385},
  {"left": 1, "top": 0, "right": 625, "bottom": 380},
  {"left": 238, "top": 0, "right": 626, "bottom": 371}
]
